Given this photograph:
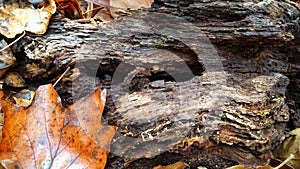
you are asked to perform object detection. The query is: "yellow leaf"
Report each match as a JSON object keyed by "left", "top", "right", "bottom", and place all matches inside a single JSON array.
[
  {"left": 273, "top": 128, "right": 300, "bottom": 169},
  {"left": 0, "top": 0, "right": 56, "bottom": 38},
  {"left": 153, "top": 161, "right": 189, "bottom": 169}
]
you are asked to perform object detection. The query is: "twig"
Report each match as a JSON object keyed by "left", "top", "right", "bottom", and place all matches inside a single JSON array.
[
  {"left": 273, "top": 154, "right": 295, "bottom": 169},
  {"left": 53, "top": 67, "right": 70, "bottom": 87},
  {"left": 87, "top": 2, "right": 94, "bottom": 19},
  {"left": 83, "top": 6, "right": 102, "bottom": 15},
  {"left": 0, "top": 31, "right": 26, "bottom": 53}
]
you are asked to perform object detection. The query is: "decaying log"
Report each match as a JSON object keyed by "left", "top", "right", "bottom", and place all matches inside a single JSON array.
[
  {"left": 10, "top": 0, "right": 300, "bottom": 168},
  {"left": 152, "top": 0, "right": 299, "bottom": 43}
]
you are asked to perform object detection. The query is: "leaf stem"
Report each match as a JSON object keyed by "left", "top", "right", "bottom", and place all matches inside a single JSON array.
[
  {"left": 53, "top": 67, "right": 70, "bottom": 87},
  {"left": 0, "top": 31, "right": 26, "bottom": 53},
  {"left": 273, "top": 154, "right": 295, "bottom": 169}
]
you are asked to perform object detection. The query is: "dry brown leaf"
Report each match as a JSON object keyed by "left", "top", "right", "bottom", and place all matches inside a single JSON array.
[
  {"left": 13, "top": 89, "right": 35, "bottom": 107},
  {"left": 273, "top": 128, "right": 300, "bottom": 169},
  {"left": 0, "top": 109, "right": 3, "bottom": 145},
  {"left": 270, "top": 158, "right": 294, "bottom": 169},
  {"left": 227, "top": 150, "right": 297, "bottom": 169},
  {"left": 153, "top": 161, "right": 189, "bottom": 169},
  {"left": 110, "top": 0, "right": 154, "bottom": 18},
  {"left": 110, "top": 0, "right": 153, "bottom": 10},
  {"left": 92, "top": 8, "right": 114, "bottom": 23},
  {"left": 225, "top": 164, "right": 273, "bottom": 169},
  {"left": 86, "top": 0, "right": 153, "bottom": 19},
  {"left": 86, "top": 0, "right": 110, "bottom": 10},
  {"left": 226, "top": 165, "right": 253, "bottom": 169},
  {"left": 0, "top": 84, "right": 115, "bottom": 168},
  {"left": 0, "top": 0, "right": 56, "bottom": 38},
  {"left": 4, "top": 72, "right": 26, "bottom": 88},
  {"left": 54, "top": 0, "right": 83, "bottom": 19}
]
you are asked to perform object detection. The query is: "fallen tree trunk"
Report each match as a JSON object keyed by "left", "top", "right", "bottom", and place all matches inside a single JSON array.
[{"left": 11, "top": 0, "right": 300, "bottom": 168}]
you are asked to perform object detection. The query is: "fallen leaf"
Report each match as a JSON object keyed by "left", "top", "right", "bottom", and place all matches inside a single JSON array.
[
  {"left": 86, "top": 0, "right": 153, "bottom": 19},
  {"left": 0, "top": 108, "right": 3, "bottom": 143},
  {"left": 0, "top": 0, "right": 56, "bottom": 38},
  {"left": 13, "top": 89, "right": 35, "bottom": 107},
  {"left": 225, "top": 155, "right": 296, "bottom": 169},
  {"left": 270, "top": 158, "right": 294, "bottom": 169},
  {"left": 197, "top": 167, "right": 208, "bottom": 169},
  {"left": 0, "top": 40, "right": 16, "bottom": 78},
  {"left": 92, "top": 6, "right": 114, "bottom": 22},
  {"left": 273, "top": 128, "right": 300, "bottom": 169},
  {"left": 67, "top": 87, "right": 115, "bottom": 149},
  {"left": 110, "top": 0, "right": 153, "bottom": 10},
  {"left": 0, "top": 84, "right": 115, "bottom": 168},
  {"left": 225, "top": 164, "right": 272, "bottom": 169},
  {"left": 4, "top": 72, "right": 26, "bottom": 88},
  {"left": 54, "top": 0, "right": 83, "bottom": 19},
  {"left": 226, "top": 165, "right": 251, "bottom": 169},
  {"left": 256, "top": 165, "right": 274, "bottom": 169},
  {"left": 86, "top": 0, "right": 110, "bottom": 10},
  {"left": 110, "top": 0, "right": 154, "bottom": 18},
  {"left": 153, "top": 161, "right": 189, "bottom": 169}
]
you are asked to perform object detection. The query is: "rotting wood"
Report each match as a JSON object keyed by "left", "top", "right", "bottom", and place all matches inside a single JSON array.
[{"left": 9, "top": 0, "right": 300, "bottom": 168}]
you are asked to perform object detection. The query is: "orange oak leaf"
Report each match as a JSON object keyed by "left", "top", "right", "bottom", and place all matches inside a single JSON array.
[
  {"left": 38, "top": 0, "right": 83, "bottom": 18},
  {"left": 54, "top": 0, "right": 84, "bottom": 19},
  {"left": 0, "top": 84, "right": 115, "bottom": 168}
]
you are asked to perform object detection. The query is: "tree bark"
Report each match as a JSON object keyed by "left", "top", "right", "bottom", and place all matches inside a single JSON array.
[{"left": 12, "top": 0, "right": 300, "bottom": 168}]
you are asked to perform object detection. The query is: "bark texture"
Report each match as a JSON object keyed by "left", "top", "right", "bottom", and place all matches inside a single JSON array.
[{"left": 11, "top": 0, "right": 300, "bottom": 168}]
